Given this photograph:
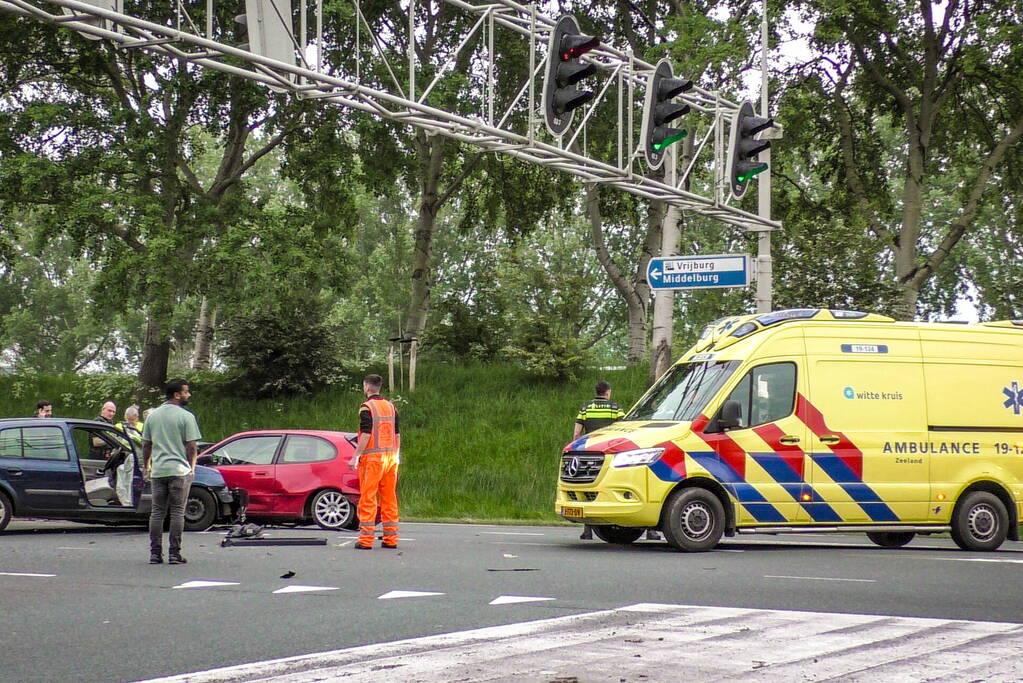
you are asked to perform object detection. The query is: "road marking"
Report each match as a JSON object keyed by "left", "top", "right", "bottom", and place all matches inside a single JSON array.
[
  {"left": 0, "top": 571, "right": 56, "bottom": 577},
  {"left": 480, "top": 531, "right": 545, "bottom": 536},
  {"left": 137, "top": 603, "right": 1023, "bottom": 683},
  {"left": 273, "top": 585, "right": 340, "bottom": 595},
  {"left": 57, "top": 546, "right": 96, "bottom": 550},
  {"left": 377, "top": 590, "right": 444, "bottom": 600},
  {"left": 764, "top": 575, "right": 877, "bottom": 583},
  {"left": 172, "top": 580, "right": 241, "bottom": 589},
  {"left": 489, "top": 595, "right": 556, "bottom": 605},
  {"left": 911, "top": 556, "right": 1023, "bottom": 565}
]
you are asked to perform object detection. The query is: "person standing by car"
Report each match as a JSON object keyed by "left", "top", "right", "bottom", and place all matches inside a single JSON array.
[
  {"left": 35, "top": 400, "right": 52, "bottom": 418},
  {"left": 142, "top": 380, "right": 201, "bottom": 565},
  {"left": 113, "top": 406, "right": 144, "bottom": 506},
  {"left": 572, "top": 381, "right": 624, "bottom": 540},
  {"left": 349, "top": 374, "right": 400, "bottom": 550}
]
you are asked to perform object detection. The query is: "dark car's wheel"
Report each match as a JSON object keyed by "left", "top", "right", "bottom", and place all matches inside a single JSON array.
[
  {"left": 866, "top": 531, "right": 915, "bottom": 548},
  {"left": 591, "top": 525, "right": 644, "bottom": 545},
  {"left": 951, "top": 491, "right": 1008, "bottom": 551},
  {"left": 310, "top": 489, "right": 356, "bottom": 531},
  {"left": 0, "top": 490, "right": 12, "bottom": 532},
  {"left": 183, "top": 487, "right": 218, "bottom": 531},
  {"left": 663, "top": 488, "right": 725, "bottom": 552}
]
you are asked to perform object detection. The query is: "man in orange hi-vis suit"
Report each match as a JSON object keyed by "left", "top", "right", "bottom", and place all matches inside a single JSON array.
[{"left": 349, "top": 374, "right": 400, "bottom": 550}]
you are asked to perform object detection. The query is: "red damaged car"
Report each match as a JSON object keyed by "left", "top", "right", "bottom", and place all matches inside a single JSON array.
[{"left": 197, "top": 430, "right": 359, "bottom": 530}]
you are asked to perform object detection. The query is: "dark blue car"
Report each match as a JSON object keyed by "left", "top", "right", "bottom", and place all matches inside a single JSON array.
[{"left": 0, "top": 417, "right": 244, "bottom": 532}]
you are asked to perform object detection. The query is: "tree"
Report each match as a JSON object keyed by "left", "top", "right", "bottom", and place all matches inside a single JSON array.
[
  {"left": 789, "top": 0, "right": 1023, "bottom": 319},
  {"left": 0, "top": 6, "right": 331, "bottom": 388}
]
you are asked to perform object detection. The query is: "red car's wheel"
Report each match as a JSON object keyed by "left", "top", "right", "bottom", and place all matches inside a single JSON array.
[{"left": 310, "top": 489, "right": 356, "bottom": 531}]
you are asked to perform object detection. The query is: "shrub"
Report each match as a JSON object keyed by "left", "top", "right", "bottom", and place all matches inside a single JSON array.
[{"left": 219, "top": 305, "right": 347, "bottom": 398}]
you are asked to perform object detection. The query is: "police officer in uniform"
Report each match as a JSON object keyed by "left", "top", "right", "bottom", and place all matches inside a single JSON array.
[
  {"left": 349, "top": 374, "right": 401, "bottom": 550},
  {"left": 573, "top": 381, "right": 624, "bottom": 540}
]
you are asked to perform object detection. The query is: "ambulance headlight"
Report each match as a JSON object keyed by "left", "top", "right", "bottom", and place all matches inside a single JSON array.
[{"left": 611, "top": 448, "right": 665, "bottom": 467}]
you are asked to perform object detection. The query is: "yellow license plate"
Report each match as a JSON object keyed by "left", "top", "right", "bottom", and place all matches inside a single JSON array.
[{"left": 562, "top": 506, "right": 584, "bottom": 518}]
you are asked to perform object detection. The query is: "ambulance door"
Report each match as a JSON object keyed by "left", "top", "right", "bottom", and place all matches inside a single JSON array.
[
  {"left": 804, "top": 331, "right": 929, "bottom": 524},
  {"left": 707, "top": 359, "right": 810, "bottom": 525}
]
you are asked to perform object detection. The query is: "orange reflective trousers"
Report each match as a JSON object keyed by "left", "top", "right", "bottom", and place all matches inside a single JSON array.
[{"left": 357, "top": 454, "right": 399, "bottom": 547}]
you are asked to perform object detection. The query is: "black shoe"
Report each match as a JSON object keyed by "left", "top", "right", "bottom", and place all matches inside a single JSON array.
[
  {"left": 382, "top": 544, "right": 398, "bottom": 550},
  {"left": 354, "top": 544, "right": 372, "bottom": 550},
  {"left": 149, "top": 554, "right": 163, "bottom": 564},
  {"left": 168, "top": 555, "right": 187, "bottom": 565}
]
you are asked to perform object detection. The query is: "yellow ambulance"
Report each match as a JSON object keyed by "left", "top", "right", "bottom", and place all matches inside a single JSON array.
[{"left": 557, "top": 309, "right": 1023, "bottom": 551}]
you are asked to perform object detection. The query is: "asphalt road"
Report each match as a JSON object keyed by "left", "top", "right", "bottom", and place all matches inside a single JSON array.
[{"left": 2, "top": 520, "right": 1022, "bottom": 682}]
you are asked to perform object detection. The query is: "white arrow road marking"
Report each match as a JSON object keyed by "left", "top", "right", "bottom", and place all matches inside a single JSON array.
[
  {"left": 489, "top": 595, "right": 555, "bottom": 605},
  {"left": 378, "top": 590, "right": 444, "bottom": 600},
  {"left": 172, "top": 580, "right": 240, "bottom": 589},
  {"left": 273, "top": 585, "right": 340, "bottom": 595},
  {"left": 0, "top": 571, "right": 56, "bottom": 577}
]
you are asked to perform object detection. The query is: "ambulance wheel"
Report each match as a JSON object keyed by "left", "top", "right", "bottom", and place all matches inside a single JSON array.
[
  {"left": 951, "top": 491, "right": 1008, "bottom": 551},
  {"left": 0, "top": 490, "right": 11, "bottom": 532},
  {"left": 663, "top": 488, "right": 725, "bottom": 552},
  {"left": 866, "top": 531, "right": 915, "bottom": 548},
  {"left": 311, "top": 489, "right": 356, "bottom": 531},
  {"left": 592, "top": 525, "right": 644, "bottom": 545}
]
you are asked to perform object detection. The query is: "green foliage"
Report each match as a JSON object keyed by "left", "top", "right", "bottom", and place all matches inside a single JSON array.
[
  {"left": 503, "top": 322, "right": 592, "bottom": 382},
  {"left": 219, "top": 303, "right": 347, "bottom": 398}
]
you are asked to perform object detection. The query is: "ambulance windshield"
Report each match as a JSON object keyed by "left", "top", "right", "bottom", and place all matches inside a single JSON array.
[{"left": 626, "top": 360, "right": 739, "bottom": 422}]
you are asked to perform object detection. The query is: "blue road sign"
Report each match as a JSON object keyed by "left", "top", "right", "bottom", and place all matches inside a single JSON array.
[{"left": 646, "top": 254, "right": 751, "bottom": 290}]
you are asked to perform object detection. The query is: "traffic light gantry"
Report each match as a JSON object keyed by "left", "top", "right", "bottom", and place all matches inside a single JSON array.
[{"left": 542, "top": 15, "right": 600, "bottom": 137}]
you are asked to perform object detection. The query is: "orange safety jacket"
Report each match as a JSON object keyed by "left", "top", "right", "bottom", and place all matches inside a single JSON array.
[{"left": 362, "top": 398, "right": 398, "bottom": 457}]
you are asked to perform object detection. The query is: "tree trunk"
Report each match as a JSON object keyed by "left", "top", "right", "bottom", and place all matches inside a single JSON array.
[
  {"left": 139, "top": 316, "right": 170, "bottom": 390},
  {"left": 585, "top": 184, "right": 660, "bottom": 366},
  {"left": 406, "top": 135, "right": 447, "bottom": 341},
  {"left": 192, "top": 297, "right": 216, "bottom": 370}
]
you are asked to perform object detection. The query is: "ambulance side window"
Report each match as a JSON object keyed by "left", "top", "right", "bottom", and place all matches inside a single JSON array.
[{"left": 722, "top": 362, "right": 796, "bottom": 429}]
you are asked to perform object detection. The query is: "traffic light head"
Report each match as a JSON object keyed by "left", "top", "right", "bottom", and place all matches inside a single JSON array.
[
  {"left": 543, "top": 15, "right": 601, "bottom": 136},
  {"left": 642, "top": 60, "right": 693, "bottom": 170},
  {"left": 727, "top": 100, "right": 774, "bottom": 199}
]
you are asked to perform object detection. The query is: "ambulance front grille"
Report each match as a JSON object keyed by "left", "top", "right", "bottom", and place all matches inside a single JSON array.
[{"left": 560, "top": 452, "right": 604, "bottom": 483}]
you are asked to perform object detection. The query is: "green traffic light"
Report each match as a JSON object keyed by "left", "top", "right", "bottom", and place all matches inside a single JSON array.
[
  {"left": 736, "top": 163, "right": 768, "bottom": 183},
  {"left": 652, "top": 129, "right": 687, "bottom": 151}
]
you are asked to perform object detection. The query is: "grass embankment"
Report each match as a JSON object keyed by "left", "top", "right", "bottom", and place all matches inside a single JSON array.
[
  {"left": 7, "top": 366, "right": 1023, "bottom": 538},
  {"left": 1, "top": 364, "right": 651, "bottom": 523}
]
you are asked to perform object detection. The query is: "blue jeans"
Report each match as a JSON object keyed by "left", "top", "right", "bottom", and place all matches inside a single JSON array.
[{"left": 149, "top": 476, "right": 188, "bottom": 556}]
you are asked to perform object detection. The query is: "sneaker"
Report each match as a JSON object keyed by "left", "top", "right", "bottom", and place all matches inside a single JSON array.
[
  {"left": 168, "top": 555, "right": 187, "bottom": 565},
  {"left": 382, "top": 543, "right": 398, "bottom": 550},
  {"left": 580, "top": 526, "right": 593, "bottom": 540},
  {"left": 354, "top": 544, "right": 372, "bottom": 550},
  {"left": 149, "top": 554, "right": 163, "bottom": 564}
]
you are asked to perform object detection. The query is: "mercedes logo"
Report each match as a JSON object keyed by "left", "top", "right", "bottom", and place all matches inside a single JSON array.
[{"left": 566, "top": 456, "right": 580, "bottom": 477}]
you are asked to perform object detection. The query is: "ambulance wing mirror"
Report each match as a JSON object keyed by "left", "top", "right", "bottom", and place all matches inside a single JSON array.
[{"left": 717, "top": 400, "right": 743, "bottom": 432}]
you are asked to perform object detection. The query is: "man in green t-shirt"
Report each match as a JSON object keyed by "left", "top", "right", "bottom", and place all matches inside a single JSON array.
[{"left": 142, "top": 379, "right": 202, "bottom": 565}]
